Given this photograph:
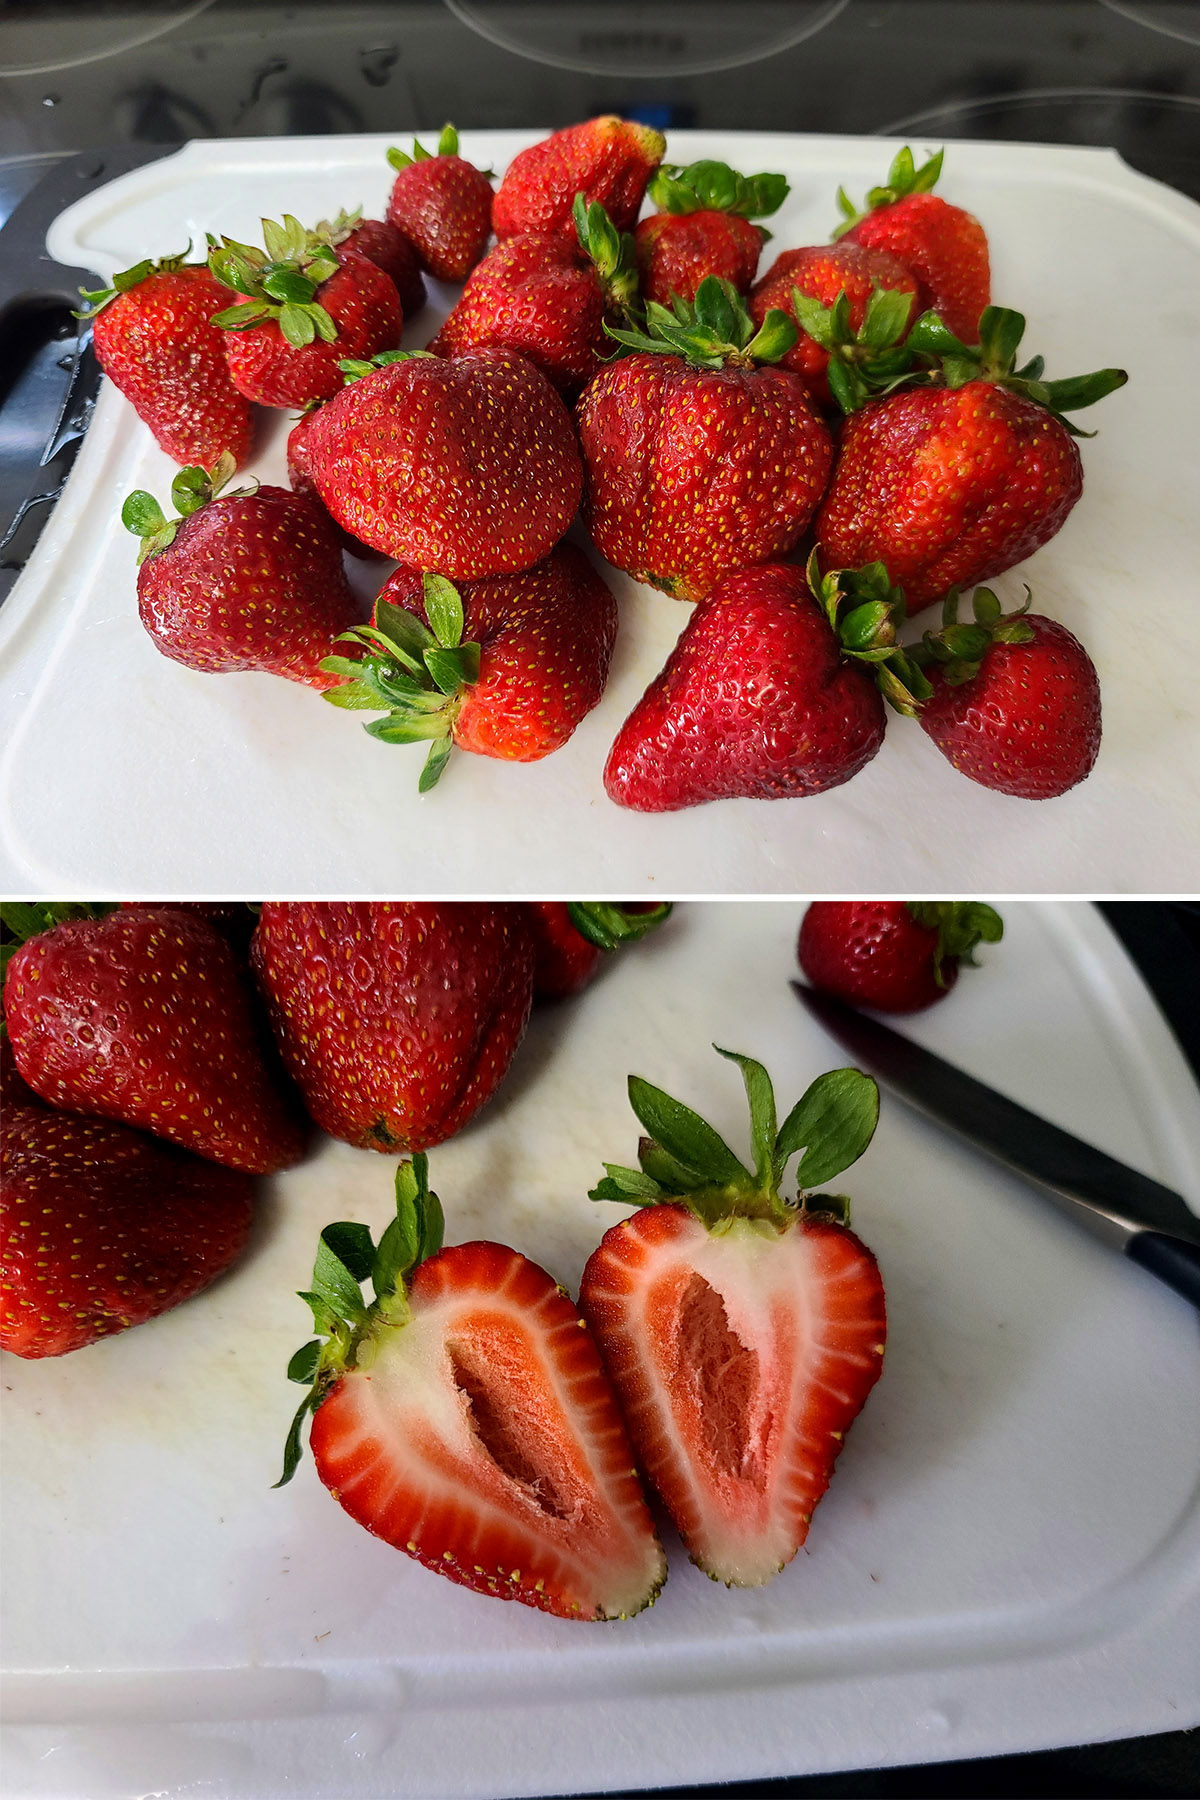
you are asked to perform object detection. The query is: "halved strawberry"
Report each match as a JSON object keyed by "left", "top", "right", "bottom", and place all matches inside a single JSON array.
[
  {"left": 279, "top": 1156, "right": 666, "bottom": 1621},
  {"left": 581, "top": 1048, "right": 885, "bottom": 1587}
]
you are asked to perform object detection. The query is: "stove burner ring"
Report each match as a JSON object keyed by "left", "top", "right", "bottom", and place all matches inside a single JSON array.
[
  {"left": 0, "top": 0, "right": 215, "bottom": 78},
  {"left": 1101, "top": 2, "right": 1200, "bottom": 49},
  {"left": 879, "top": 85, "right": 1200, "bottom": 138}
]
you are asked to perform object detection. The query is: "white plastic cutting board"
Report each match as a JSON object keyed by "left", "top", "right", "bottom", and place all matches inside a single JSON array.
[
  {"left": 2, "top": 901, "right": 1199, "bottom": 1800},
  {"left": 1, "top": 132, "right": 1198, "bottom": 895}
]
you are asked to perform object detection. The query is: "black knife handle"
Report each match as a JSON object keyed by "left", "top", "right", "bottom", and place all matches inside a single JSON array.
[{"left": 1126, "top": 1232, "right": 1200, "bottom": 1310}]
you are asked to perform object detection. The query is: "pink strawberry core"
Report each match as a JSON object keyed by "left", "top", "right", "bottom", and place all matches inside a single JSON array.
[
  {"left": 679, "top": 1273, "right": 764, "bottom": 1483},
  {"left": 447, "top": 1337, "right": 573, "bottom": 1519}
]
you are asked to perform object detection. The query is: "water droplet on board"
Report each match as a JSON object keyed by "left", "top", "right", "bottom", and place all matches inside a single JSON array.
[{"left": 344, "top": 1717, "right": 397, "bottom": 1759}]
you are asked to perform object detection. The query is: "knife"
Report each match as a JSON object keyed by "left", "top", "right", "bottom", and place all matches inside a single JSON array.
[{"left": 792, "top": 982, "right": 1200, "bottom": 1310}]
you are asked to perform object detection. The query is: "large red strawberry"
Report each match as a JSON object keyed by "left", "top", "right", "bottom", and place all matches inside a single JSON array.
[
  {"left": 302, "top": 347, "right": 583, "bottom": 577},
  {"left": 386, "top": 125, "right": 494, "bottom": 282},
  {"left": 798, "top": 900, "right": 1004, "bottom": 1013},
  {"left": 634, "top": 158, "right": 787, "bottom": 307},
  {"left": 277, "top": 1154, "right": 666, "bottom": 1619},
  {"left": 916, "top": 586, "right": 1102, "bottom": 798},
  {"left": 83, "top": 253, "right": 256, "bottom": 468},
  {"left": 493, "top": 115, "right": 665, "bottom": 242},
  {"left": 748, "top": 242, "right": 919, "bottom": 410},
  {"left": 316, "top": 207, "right": 426, "bottom": 317},
  {"left": 527, "top": 902, "right": 673, "bottom": 1001},
  {"left": 1, "top": 1075, "right": 255, "bottom": 1359},
  {"left": 581, "top": 1047, "right": 885, "bottom": 1586},
  {"left": 815, "top": 308, "right": 1127, "bottom": 611},
  {"left": 834, "top": 146, "right": 990, "bottom": 344},
  {"left": 4, "top": 907, "right": 306, "bottom": 1175},
  {"left": 578, "top": 277, "right": 831, "bottom": 602},
  {"left": 251, "top": 903, "right": 535, "bottom": 1153},
  {"left": 430, "top": 197, "right": 639, "bottom": 397},
  {"left": 209, "top": 215, "right": 402, "bottom": 407},
  {"left": 322, "top": 549, "right": 618, "bottom": 789},
  {"left": 123, "top": 455, "right": 364, "bottom": 687}
]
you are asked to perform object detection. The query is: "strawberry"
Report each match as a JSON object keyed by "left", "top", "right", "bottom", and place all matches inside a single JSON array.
[
  {"left": 277, "top": 1155, "right": 666, "bottom": 1620},
  {"left": 286, "top": 405, "right": 383, "bottom": 561},
  {"left": 1, "top": 1082, "right": 254, "bottom": 1359},
  {"left": 322, "top": 550, "right": 618, "bottom": 789},
  {"left": 250, "top": 902, "right": 535, "bottom": 1153},
  {"left": 528, "top": 902, "right": 673, "bottom": 1001},
  {"left": 120, "top": 900, "right": 258, "bottom": 956},
  {"left": 4, "top": 907, "right": 306, "bottom": 1175},
  {"left": 317, "top": 207, "right": 426, "bottom": 316},
  {"left": 798, "top": 900, "right": 1004, "bottom": 1013},
  {"left": 209, "top": 215, "right": 402, "bottom": 408},
  {"left": 82, "top": 252, "right": 256, "bottom": 469},
  {"left": 302, "top": 347, "right": 583, "bottom": 578},
  {"left": 748, "top": 243, "right": 918, "bottom": 410},
  {"left": 430, "top": 197, "right": 639, "bottom": 397},
  {"left": 493, "top": 115, "right": 665, "bottom": 242},
  {"left": 916, "top": 586, "right": 1102, "bottom": 798},
  {"left": 122, "top": 454, "right": 364, "bottom": 688},
  {"left": 834, "top": 146, "right": 990, "bottom": 344},
  {"left": 385, "top": 124, "right": 493, "bottom": 282},
  {"left": 815, "top": 308, "right": 1127, "bottom": 612},
  {"left": 578, "top": 277, "right": 832, "bottom": 602},
  {"left": 634, "top": 159, "right": 788, "bottom": 307},
  {"left": 581, "top": 1047, "right": 885, "bottom": 1586}
]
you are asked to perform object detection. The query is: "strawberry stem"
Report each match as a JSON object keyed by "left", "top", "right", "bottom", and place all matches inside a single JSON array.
[
  {"left": 566, "top": 902, "right": 673, "bottom": 953},
  {"left": 832, "top": 145, "right": 944, "bottom": 240},
  {"left": 606, "top": 275, "right": 797, "bottom": 370},
  {"left": 647, "top": 159, "right": 788, "bottom": 220}
]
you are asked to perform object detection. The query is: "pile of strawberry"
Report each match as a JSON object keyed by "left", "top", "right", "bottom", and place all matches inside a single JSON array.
[{"left": 93, "top": 123, "right": 1126, "bottom": 805}]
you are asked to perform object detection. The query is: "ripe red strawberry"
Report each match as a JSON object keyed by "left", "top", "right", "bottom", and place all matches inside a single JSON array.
[
  {"left": 120, "top": 900, "right": 257, "bottom": 955},
  {"left": 4, "top": 907, "right": 306, "bottom": 1175},
  {"left": 302, "top": 347, "right": 583, "bottom": 577},
  {"left": 581, "top": 1048, "right": 885, "bottom": 1586},
  {"left": 603, "top": 562, "right": 888, "bottom": 811},
  {"left": 317, "top": 207, "right": 426, "bottom": 316},
  {"left": 278, "top": 1155, "right": 666, "bottom": 1619},
  {"left": 579, "top": 277, "right": 831, "bottom": 602},
  {"left": 916, "top": 586, "right": 1102, "bottom": 798},
  {"left": 1, "top": 1086, "right": 255, "bottom": 1359},
  {"left": 286, "top": 404, "right": 383, "bottom": 561},
  {"left": 834, "top": 146, "right": 990, "bottom": 344},
  {"left": 83, "top": 253, "right": 256, "bottom": 468},
  {"left": 634, "top": 158, "right": 787, "bottom": 307},
  {"left": 122, "top": 455, "right": 365, "bottom": 687},
  {"left": 209, "top": 215, "right": 402, "bottom": 407},
  {"left": 748, "top": 242, "right": 919, "bottom": 409},
  {"left": 251, "top": 902, "right": 535, "bottom": 1153},
  {"left": 493, "top": 115, "right": 665, "bottom": 242},
  {"left": 385, "top": 124, "right": 493, "bottom": 282},
  {"left": 430, "top": 197, "right": 639, "bottom": 397},
  {"left": 798, "top": 900, "right": 1004, "bottom": 1013},
  {"left": 323, "top": 549, "right": 618, "bottom": 788},
  {"left": 527, "top": 902, "right": 673, "bottom": 1001},
  {"left": 815, "top": 308, "right": 1127, "bottom": 612}
]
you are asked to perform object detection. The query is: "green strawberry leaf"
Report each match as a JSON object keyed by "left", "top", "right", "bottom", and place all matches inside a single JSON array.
[
  {"left": 311, "top": 1226, "right": 372, "bottom": 1322},
  {"left": 565, "top": 901, "right": 673, "bottom": 952},
  {"left": 424, "top": 645, "right": 476, "bottom": 696},
  {"left": 422, "top": 572, "right": 464, "bottom": 648},
  {"left": 121, "top": 491, "right": 167, "bottom": 537},
  {"left": 276, "top": 1393, "right": 315, "bottom": 1488},
  {"left": 419, "top": 736, "right": 455, "bottom": 792},
  {"left": 287, "top": 1341, "right": 321, "bottom": 1384},
  {"left": 714, "top": 1047, "right": 776, "bottom": 1186},
  {"left": 775, "top": 1068, "right": 879, "bottom": 1190},
  {"left": 628, "top": 1075, "right": 750, "bottom": 1186}
]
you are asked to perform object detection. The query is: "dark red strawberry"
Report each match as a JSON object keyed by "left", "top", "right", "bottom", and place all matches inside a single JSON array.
[
  {"left": 798, "top": 900, "right": 1004, "bottom": 1013},
  {"left": 581, "top": 1047, "right": 885, "bottom": 1586},
  {"left": 277, "top": 1154, "right": 666, "bottom": 1619},
  {"left": 120, "top": 901, "right": 258, "bottom": 956},
  {"left": 634, "top": 158, "right": 787, "bottom": 307},
  {"left": 815, "top": 308, "right": 1127, "bottom": 611},
  {"left": 322, "top": 549, "right": 618, "bottom": 789},
  {"left": 251, "top": 902, "right": 535, "bottom": 1153},
  {"left": 493, "top": 115, "right": 665, "bottom": 242},
  {"left": 317, "top": 207, "right": 426, "bottom": 316},
  {"left": 123, "top": 455, "right": 365, "bottom": 687},
  {"left": 1, "top": 1094, "right": 254, "bottom": 1359},
  {"left": 302, "top": 347, "right": 583, "bottom": 577},
  {"left": 83, "top": 253, "right": 256, "bottom": 468},
  {"left": 916, "top": 586, "right": 1102, "bottom": 798},
  {"left": 578, "top": 277, "right": 831, "bottom": 602},
  {"left": 835, "top": 146, "right": 990, "bottom": 344},
  {"left": 748, "top": 242, "right": 919, "bottom": 410},
  {"left": 385, "top": 125, "right": 493, "bottom": 282},
  {"left": 286, "top": 405, "right": 383, "bottom": 561},
  {"left": 527, "top": 902, "right": 673, "bottom": 1000},
  {"left": 209, "top": 215, "right": 402, "bottom": 407},
  {"left": 4, "top": 907, "right": 306, "bottom": 1175}
]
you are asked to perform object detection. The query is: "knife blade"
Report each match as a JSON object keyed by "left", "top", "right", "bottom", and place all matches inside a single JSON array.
[{"left": 792, "top": 981, "right": 1200, "bottom": 1309}]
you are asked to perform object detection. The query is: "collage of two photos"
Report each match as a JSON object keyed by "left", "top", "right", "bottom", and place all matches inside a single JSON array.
[{"left": 1, "top": 5, "right": 1199, "bottom": 1800}]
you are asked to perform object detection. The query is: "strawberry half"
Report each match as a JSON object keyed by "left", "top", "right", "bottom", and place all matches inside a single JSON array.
[
  {"left": 581, "top": 1047, "right": 885, "bottom": 1587},
  {"left": 278, "top": 1154, "right": 666, "bottom": 1621}
]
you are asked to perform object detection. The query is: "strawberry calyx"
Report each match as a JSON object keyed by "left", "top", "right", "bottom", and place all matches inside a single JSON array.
[
  {"left": 590, "top": 1045, "right": 879, "bottom": 1233},
  {"left": 904, "top": 306, "right": 1128, "bottom": 435},
  {"left": 913, "top": 583, "right": 1037, "bottom": 685},
  {"left": 321, "top": 573, "right": 483, "bottom": 792},
  {"left": 75, "top": 246, "right": 194, "bottom": 319},
  {"left": 121, "top": 451, "right": 251, "bottom": 565},
  {"left": 805, "top": 550, "right": 932, "bottom": 717},
  {"left": 832, "top": 145, "right": 944, "bottom": 240},
  {"left": 338, "top": 348, "right": 435, "bottom": 382},
  {"left": 209, "top": 215, "right": 342, "bottom": 349},
  {"left": 276, "top": 1153, "right": 445, "bottom": 1487},
  {"left": 572, "top": 193, "right": 640, "bottom": 313},
  {"left": 790, "top": 281, "right": 918, "bottom": 413},
  {"left": 566, "top": 901, "right": 674, "bottom": 953},
  {"left": 386, "top": 122, "right": 492, "bottom": 176},
  {"left": 312, "top": 205, "right": 365, "bottom": 250},
  {"left": 606, "top": 274, "right": 797, "bottom": 370},
  {"left": 905, "top": 901, "right": 1004, "bottom": 986},
  {"left": 647, "top": 159, "right": 788, "bottom": 222}
]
